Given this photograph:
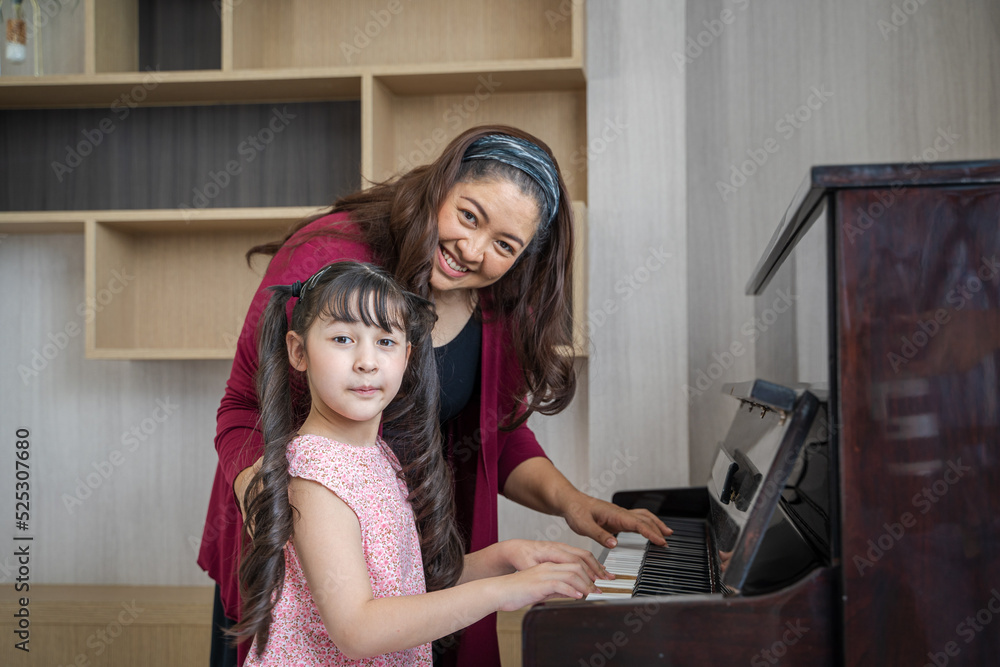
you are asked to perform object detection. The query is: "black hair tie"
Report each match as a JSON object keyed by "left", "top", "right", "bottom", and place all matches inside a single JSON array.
[{"left": 290, "top": 281, "right": 303, "bottom": 298}]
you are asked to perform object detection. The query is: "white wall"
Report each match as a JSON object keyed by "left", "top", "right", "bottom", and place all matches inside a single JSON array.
[
  {"left": 500, "top": 0, "right": 690, "bottom": 550},
  {"left": 0, "top": 234, "right": 221, "bottom": 586},
  {"left": 585, "top": 0, "right": 690, "bottom": 494}
]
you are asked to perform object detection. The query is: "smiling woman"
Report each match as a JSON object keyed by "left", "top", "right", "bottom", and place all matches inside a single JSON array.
[
  {"left": 198, "top": 125, "right": 673, "bottom": 667},
  {"left": 432, "top": 179, "right": 541, "bottom": 291}
]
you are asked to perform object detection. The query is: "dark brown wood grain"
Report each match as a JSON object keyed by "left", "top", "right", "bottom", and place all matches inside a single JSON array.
[
  {"left": 834, "top": 181, "right": 1000, "bottom": 666},
  {"left": 523, "top": 568, "right": 838, "bottom": 666},
  {"left": 747, "top": 160, "right": 1000, "bottom": 296},
  {"left": 813, "top": 159, "right": 1000, "bottom": 189}
]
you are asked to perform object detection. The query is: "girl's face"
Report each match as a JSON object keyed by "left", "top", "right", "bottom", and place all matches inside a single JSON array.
[
  {"left": 429, "top": 178, "right": 541, "bottom": 294},
  {"left": 288, "top": 310, "right": 411, "bottom": 433}
]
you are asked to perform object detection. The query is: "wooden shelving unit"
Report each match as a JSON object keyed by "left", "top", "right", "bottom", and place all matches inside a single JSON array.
[{"left": 0, "top": 0, "right": 588, "bottom": 359}]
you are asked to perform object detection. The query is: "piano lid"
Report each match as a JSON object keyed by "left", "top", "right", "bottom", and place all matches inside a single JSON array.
[
  {"left": 709, "top": 379, "right": 821, "bottom": 593},
  {"left": 745, "top": 159, "right": 1000, "bottom": 295}
]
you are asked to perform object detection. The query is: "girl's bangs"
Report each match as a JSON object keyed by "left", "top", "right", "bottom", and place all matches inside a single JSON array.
[{"left": 315, "top": 272, "right": 406, "bottom": 333}]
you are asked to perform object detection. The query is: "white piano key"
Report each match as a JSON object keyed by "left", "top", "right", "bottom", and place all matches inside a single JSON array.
[
  {"left": 614, "top": 532, "right": 649, "bottom": 548},
  {"left": 595, "top": 577, "right": 634, "bottom": 590},
  {"left": 585, "top": 591, "right": 633, "bottom": 601}
]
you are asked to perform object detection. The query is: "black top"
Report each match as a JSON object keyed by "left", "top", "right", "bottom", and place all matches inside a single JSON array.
[{"left": 433, "top": 314, "right": 482, "bottom": 424}]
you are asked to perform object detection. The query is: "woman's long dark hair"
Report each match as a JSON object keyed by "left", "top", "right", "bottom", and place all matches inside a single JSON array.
[
  {"left": 229, "top": 261, "right": 464, "bottom": 656},
  {"left": 247, "top": 124, "right": 577, "bottom": 428}
]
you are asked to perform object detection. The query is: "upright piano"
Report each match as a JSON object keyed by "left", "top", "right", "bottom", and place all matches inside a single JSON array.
[{"left": 522, "top": 160, "right": 1000, "bottom": 665}]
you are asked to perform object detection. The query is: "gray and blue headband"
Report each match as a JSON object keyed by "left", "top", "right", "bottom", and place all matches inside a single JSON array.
[{"left": 461, "top": 135, "right": 561, "bottom": 227}]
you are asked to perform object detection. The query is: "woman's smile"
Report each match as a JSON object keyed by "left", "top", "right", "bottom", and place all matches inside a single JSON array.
[{"left": 438, "top": 245, "right": 470, "bottom": 276}]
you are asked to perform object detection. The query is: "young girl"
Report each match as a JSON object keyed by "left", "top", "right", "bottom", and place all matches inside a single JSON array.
[{"left": 231, "top": 260, "right": 604, "bottom": 665}]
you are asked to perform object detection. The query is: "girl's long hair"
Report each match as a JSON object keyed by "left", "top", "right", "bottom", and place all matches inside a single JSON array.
[
  {"left": 247, "top": 124, "right": 576, "bottom": 428},
  {"left": 229, "top": 261, "right": 463, "bottom": 656}
]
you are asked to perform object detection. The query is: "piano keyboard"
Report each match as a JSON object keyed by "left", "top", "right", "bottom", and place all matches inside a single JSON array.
[{"left": 589, "top": 516, "right": 717, "bottom": 600}]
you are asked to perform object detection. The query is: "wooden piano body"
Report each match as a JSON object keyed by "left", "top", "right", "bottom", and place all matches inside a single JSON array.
[{"left": 523, "top": 160, "right": 1000, "bottom": 666}]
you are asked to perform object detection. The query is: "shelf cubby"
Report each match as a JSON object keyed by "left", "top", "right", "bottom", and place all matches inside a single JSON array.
[
  {"left": 83, "top": 207, "right": 320, "bottom": 360},
  {"left": 90, "top": 0, "right": 222, "bottom": 73},
  {"left": 230, "top": 0, "right": 578, "bottom": 70},
  {"left": 367, "top": 79, "right": 586, "bottom": 199}
]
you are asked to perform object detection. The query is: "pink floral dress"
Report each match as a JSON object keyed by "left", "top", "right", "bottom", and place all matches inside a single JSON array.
[{"left": 244, "top": 434, "right": 431, "bottom": 666}]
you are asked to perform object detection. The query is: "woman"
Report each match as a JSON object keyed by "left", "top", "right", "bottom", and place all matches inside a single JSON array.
[{"left": 198, "top": 125, "right": 671, "bottom": 666}]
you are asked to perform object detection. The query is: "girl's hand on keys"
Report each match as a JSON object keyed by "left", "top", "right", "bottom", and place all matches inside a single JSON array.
[
  {"left": 491, "top": 562, "right": 601, "bottom": 611},
  {"left": 500, "top": 539, "right": 611, "bottom": 581}
]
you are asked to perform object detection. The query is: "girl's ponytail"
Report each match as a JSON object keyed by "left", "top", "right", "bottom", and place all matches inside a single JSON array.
[
  {"left": 382, "top": 291, "right": 465, "bottom": 592},
  {"left": 229, "top": 285, "right": 299, "bottom": 655}
]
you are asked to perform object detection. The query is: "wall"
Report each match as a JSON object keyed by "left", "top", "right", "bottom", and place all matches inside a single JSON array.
[
  {"left": 0, "top": 234, "right": 223, "bottom": 586},
  {"left": 586, "top": 0, "right": 690, "bottom": 495},
  {"left": 498, "top": 0, "right": 690, "bottom": 549}
]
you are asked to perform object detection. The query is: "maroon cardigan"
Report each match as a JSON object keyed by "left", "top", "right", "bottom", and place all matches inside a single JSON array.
[{"left": 197, "top": 212, "right": 548, "bottom": 666}]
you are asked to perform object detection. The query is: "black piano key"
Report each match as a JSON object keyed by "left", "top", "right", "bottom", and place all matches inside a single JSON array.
[
  {"left": 634, "top": 582, "right": 708, "bottom": 596},
  {"left": 648, "top": 545, "right": 704, "bottom": 555},
  {"left": 639, "top": 563, "right": 709, "bottom": 577},
  {"left": 621, "top": 515, "right": 717, "bottom": 598},
  {"left": 642, "top": 560, "right": 709, "bottom": 573},
  {"left": 639, "top": 567, "right": 711, "bottom": 581}
]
